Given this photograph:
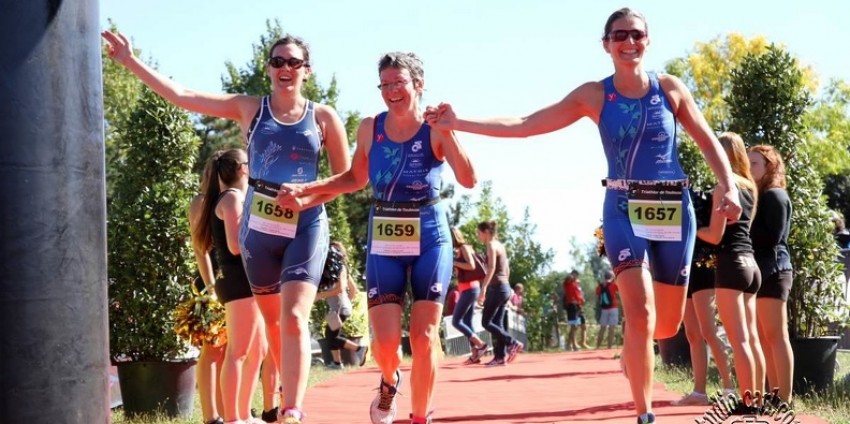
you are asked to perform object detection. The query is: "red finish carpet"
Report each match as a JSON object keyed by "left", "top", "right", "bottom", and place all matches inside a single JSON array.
[{"left": 303, "top": 349, "right": 826, "bottom": 423}]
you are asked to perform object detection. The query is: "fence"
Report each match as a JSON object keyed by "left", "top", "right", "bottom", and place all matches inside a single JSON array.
[{"left": 441, "top": 307, "right": 528, "bottom": 356}]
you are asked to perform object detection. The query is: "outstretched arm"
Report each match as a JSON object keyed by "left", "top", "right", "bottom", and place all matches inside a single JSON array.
[
  {"left": 660, "top": 74, "right": 741, "bottom": 222},
  {"left": 101, "top": 30, "right": 257, "bottom": 126},
  {"left": 424, "top": 82, "right": 600, "bottom": 138}
]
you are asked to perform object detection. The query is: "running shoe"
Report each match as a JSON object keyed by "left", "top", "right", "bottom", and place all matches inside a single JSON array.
[
  {"left": 637, "top": 412, "right": 656, "bottom": 423},
  {"left": 506, "top": 340, "right": 524, "bottom": 363},
  {"left": 672, "top": 391, "right": 710, "bottom": 406},
  {"left": 484, "top": 358, "right": 506, "bottom": 367},
  {"left": 462, "top": 356, "right": 481, "bottom": 365},
  {"left": 278, "top": 408, "right": 305, "bottom": 424},
  {"left": 469, "top": 343, "right": 488, "bottom": 362},
  {"left": 369, "top": 369, "right": 402, "bottom": 424}
]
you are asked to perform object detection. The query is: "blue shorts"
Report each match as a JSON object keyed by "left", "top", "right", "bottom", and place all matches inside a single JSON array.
[
  {"left": 602, "top": 188, "right": 696, "bottom": 286},
  {"left": 365, "top": 203, "right": 453, "bottom": 308},
  {"left": 239, "top": 197, "right": 329, "bottom": 295}
]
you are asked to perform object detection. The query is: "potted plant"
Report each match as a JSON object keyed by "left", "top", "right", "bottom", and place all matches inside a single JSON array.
[
  {"left": 728, "top": 45, "right": 850, "bottom": 393},
  {"left": 108, "top": 86, "right": 201, "bottom": 418}
]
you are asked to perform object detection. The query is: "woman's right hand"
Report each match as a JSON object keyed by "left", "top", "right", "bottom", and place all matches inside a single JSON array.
[
  {"left": 101, "top": 31, "right": 134, "bottom": 66},
  {"left": 424, "top": 103, "right": 458, "bottom": 131}
]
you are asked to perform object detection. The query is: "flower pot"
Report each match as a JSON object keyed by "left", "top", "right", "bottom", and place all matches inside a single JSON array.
[
  {"left": 115, "top": 360, "right": 197, "bottom": 419},
  {"left": 657, "top": 324, "right": 691, "bottom": 367},
  {"left": 790, "top": 336, "right": 839, "bottom": 394}
]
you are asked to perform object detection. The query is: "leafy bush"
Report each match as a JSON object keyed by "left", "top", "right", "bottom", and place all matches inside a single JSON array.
[
  {"left": 108, "top": 87, "right": 200, "bottom": 361},
  {"left": 727, "top": 44, "right": 849, "bottom": 338}
]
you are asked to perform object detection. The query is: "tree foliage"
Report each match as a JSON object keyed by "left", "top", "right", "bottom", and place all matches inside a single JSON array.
[
  {"left": 727, "top": 44, "right": 848, "bottom": 338},
  {"left": 108, "top": 87, "right": 200, "bottom": 361}
]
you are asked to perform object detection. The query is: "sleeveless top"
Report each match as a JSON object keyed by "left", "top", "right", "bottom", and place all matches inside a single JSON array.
[
  {"left": 487, "top": 245, "right": 510, "bottom": 285},
  {"left": 326, "top": 267, "right": 353, "bottom": 316},
  {"left": 211, "top": 188, "right": 247, "bottom": 269},
  {"left": 246, "top": 97, "right": 323, "bottom": 186},
  {"left": 369, "top": 112, "right": 443, "bottom": 202},
  {"left": 718, "top": 188, "right": 755, "bottom": 254},
  {"left": 598, "top": 72, "right": 686, "bottom": 181}
]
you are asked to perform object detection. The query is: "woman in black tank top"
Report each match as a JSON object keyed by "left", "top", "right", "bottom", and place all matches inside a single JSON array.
[
  {"left": 697, "top": 132, "right": 765, "bottom": 401},
  {"left": 189, "top": 187, "right": 226, "bottom": 424},
  {"left": 196, "top": 149, "right": 270, "bottom": 424}
]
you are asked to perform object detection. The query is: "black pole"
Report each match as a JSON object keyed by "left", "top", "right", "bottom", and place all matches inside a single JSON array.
[{"left": 0, "top": 1, "right": 108, "bottom": 423}]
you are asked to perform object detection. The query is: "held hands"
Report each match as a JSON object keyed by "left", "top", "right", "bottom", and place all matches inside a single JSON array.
[
  {"left": 716, "top": 185, "right": 743, "bottom": 223},
  {"left": 423, "top": 102, "right": 458, "bottom": 131},
  {"left": 276, "top": 183, "right": 308, "bottom": 212},
  {"left": 101, "top": 30, "right": 135, "bottom": 65}
]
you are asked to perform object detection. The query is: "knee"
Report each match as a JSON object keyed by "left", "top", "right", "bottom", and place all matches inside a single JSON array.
[
  {"left": 683, "top": 324, "right": 703, "bottom": 344},
  {"left": 624, "top": 305, "right": 654, "bottom": 334},
  {"left": 281, "top": 309, "right": 309, "bottom": 338},
  {"left": 655, "top": 322, "right": 681, "bottom": 340},
  {"left": 410, "top": 324, "right": 440, "bottom": 353}
]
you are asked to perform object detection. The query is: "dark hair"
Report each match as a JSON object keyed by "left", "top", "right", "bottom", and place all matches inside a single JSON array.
[
  {"left": 194, "top": 149, "right": 247, "bottom": 252},
  {"left": 269, "top": 34, "right": 312, "bottom": 66},
  {"left": 602, "top": 7, "right": 648, "bottom": 41},
  {"left": 477, "top": 220, "right": 498, "bottom": 236},
  {"left": 378, "top": 52, "right": 424, "bottom": 87}
]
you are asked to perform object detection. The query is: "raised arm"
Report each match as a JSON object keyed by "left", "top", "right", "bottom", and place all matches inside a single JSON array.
[
  {"left": 425, "top": 82, "right": 601, "bottom": 138},
  {"left": 432, "top": 128, "right": 476, "bottom": 188},
  {"left": 659, "top": 74, "right": 741, "bottom": 222},
  {"left": 101, "top": 30, "right": 258, "bottom": 126}
]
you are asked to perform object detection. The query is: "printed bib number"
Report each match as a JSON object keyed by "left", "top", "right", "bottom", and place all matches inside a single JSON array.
[
  {"left": 248, "top": 193, "right": 299, "bottom": 238},
  {"left": 627, "top": 182, "right": 684, "bottom": 241},
  {"left": 370, "top": 205, "right": 421, "bottom": 256}
]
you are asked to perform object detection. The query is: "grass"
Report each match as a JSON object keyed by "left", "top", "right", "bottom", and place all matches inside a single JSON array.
[{"left": 655, "top": 350, "right": 850, "bottom": 423}]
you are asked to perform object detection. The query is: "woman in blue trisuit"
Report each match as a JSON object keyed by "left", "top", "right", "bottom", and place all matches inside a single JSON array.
[
  {"left": 425, "top": 8, "right": 742, "bottom": 424},
  {"left": 278, "top": 52, "right": 476, "bottom": 424}
]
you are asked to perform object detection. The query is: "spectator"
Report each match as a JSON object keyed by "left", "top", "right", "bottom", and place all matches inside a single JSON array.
[
  {"left": 831, "top": 211, "right": 850, "bottom": 249},
  {"left": 563, "top": 270, "right": 590, "bottom": 350},
  {"left": 509, "top": 283, "right": 526, "bottom": 315},
  {"left": 595, "top": 270, "right": 619, "bottom": 349}
]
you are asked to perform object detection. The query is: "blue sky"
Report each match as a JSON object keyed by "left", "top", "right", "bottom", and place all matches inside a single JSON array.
[{"left": 101, "top": 0, "right": 848, "bottom": 271}]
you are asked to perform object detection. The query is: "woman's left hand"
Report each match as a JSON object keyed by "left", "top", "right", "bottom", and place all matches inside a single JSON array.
[{"left": 277, "top": 183, "right": 307, "bottom": 211}]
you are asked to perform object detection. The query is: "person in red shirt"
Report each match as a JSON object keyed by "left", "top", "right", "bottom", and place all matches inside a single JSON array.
[
  {"left": 595, "top": 270, "right": 620, "bottom": 349},
  {"left": 563, "top": 270, "right": 589, "bottom": 350}
]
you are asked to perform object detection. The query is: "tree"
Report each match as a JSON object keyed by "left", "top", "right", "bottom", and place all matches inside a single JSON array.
[
  {"left": 727, "top": 44, "right": 848, "bottom": 338},
  {"left": 665, "top": 33, "right": 770, "bottom": 190},
  {"left": 108, "top": 86, "right": 200, "bottom": 361}
]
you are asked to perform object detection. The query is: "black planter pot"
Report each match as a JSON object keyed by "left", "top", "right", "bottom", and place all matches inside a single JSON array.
[
  {"left": 790, "top": 336, "right": 839, "bottom": 394},
  {"left": 318, "top": 337, "right": 363, "bottom": 366},
  {"left": 657, "top": 324, "right": 691, "bottom": 367},
  {"left": 115, "top": 360, "right": 197, "bottom": 419}
]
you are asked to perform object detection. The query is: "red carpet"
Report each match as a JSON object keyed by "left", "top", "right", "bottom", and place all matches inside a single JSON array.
[{"left": 303, "top": 349, "right": 827, "bottom": 423}]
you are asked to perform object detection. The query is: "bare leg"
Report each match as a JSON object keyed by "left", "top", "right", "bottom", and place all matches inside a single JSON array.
[
  {"left": 278, "top": 282, "right": 318, "bottom": 411},
  {"left": 682, "top": 298, "right": 708, "bottom": 394},
  {"left": 409, "top": 301, "right": 443, "bottom": 419},
  {"left": 369, "top": 304, "right": 403, "bottom": 385},
  {"left": 715, "top": 288, "right": 756, "bottom": 396},
  {"left": 197, "top": 342, "right": 224, "bottom": 422},
  {"left": 618, "top": 267, "right": 655, "bottom": 416},
  {"left": 757, "top": 297, "right": 793, "bottom": 402},
  {"left": 692, "top": 290, "right": 734, "bottom": 390}
]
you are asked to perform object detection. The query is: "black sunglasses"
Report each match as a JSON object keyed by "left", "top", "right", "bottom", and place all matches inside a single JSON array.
[
  {"left": 268, "top": 56, "right": 308, "bottom": 70},
  {"left": 607, "top": 29, "right": 647, "bottom": 42}
]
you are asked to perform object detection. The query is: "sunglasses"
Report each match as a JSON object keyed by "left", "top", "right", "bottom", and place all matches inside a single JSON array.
[
  {"left": 607, "top": 29, "right": 647, "bottom": 42},
  {"left": 268, "top": 56, "right": 308, "bottom": 70}
]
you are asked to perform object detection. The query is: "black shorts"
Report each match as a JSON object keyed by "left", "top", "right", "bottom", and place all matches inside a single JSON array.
[
  {"left": 687, "top": 264, "right": 715, "bottom": 298},
  {"left": 565, "top": 303, "right": 582, "bottom": 324},
  {"left": 214, "top": 264, "right": 254, "bottom": 304},
  {"left": 715, "top": 252, "right": 761, "bottom": 294},
  {"left": 757, "top": 270, "right": 793, "bottom": 301}
]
